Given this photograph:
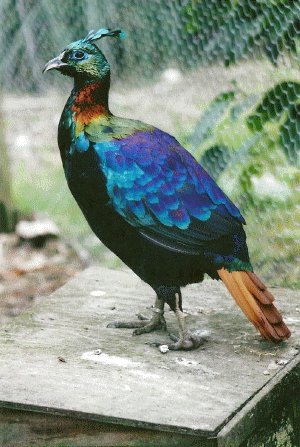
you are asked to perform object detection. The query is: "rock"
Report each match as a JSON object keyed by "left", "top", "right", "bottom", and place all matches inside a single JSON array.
[
  {"left": 159, "top": 345, "right": 169, "bottom": 354},
  {"left": 16, "top": 218, "right": 59, "bottom": 246}
]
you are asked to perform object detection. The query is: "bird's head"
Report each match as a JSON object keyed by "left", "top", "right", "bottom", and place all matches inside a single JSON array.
[{"left": 43, "top": 28, "right": 124, "bottom": 83}]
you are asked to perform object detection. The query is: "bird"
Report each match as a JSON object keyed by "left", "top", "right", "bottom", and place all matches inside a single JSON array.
[{"left": 43, "top": 28, "right": 291, "bottom": 350}]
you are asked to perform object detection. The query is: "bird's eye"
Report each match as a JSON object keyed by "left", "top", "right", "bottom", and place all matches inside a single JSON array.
[{"left": 74, "top": 50, "right": 85, "bottom": 60}]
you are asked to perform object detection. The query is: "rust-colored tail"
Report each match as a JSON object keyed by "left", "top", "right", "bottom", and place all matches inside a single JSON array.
[{"left": 217, "top": 268, "right": 291, "bottom": 342}]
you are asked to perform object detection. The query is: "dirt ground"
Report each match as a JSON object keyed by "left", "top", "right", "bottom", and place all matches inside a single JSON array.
[{"left": 0, "top": 230, "right": 85, "bottom": 326}]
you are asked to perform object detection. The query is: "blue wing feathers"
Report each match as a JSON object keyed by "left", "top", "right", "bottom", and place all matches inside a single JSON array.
[{"left": 74, "top": 126, "right": 245, "bottom": 248}]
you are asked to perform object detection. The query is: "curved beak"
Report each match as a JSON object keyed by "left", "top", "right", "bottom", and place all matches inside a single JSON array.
[{"left": 43, "top": 53, "right": 68, "bottom": 73}]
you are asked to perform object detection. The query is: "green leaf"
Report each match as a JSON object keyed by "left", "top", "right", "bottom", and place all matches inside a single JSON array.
[
  {"left": 247, "top": 162, "right": 264, "bottom": 177},
  {"left": 280, "top": 103, "right": 300, "bottom": 165},
  {"left": 200, "top": 145, "right": 231, "bottom": 181},
  {"left": 230, "top": 95, "right": 258, "bottom": 122},
  {"left": 247, "top": 82, "right": 300, "bottom": 131},
  {"left": 225, "top": 135, "right": 262, "bottom": 168},
  {"left": 199, "top": 134, "right": 262, "bottom": 181},
  {"left": 215, "top": 91, "right": 235, "bottom": 102},
  {"left": 190, "top": 91, "right": 235, "bottom": 148}
]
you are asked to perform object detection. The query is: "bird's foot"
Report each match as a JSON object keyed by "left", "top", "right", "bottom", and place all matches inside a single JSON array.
[
  {"left": 132, "top": 311, "right": 167, "bottom": 335},
  {"left": 107, "top": 309, "right": 167, "bottom": 335},
  {"left": 168, "top": 329, "right": 206, "bottom": 350},
  {"left": 151, "top": 329, "right": 206, "bottom": 351}
]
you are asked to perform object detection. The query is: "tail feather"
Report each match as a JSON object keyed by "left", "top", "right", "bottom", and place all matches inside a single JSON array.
[
  {"left": 240, "top": 272, "right": 272, "bottom": 305},
  {"left": 217, "top": 268, "right": 291, "bottom": 342}
]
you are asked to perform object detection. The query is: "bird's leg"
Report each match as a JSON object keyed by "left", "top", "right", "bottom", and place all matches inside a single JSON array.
[
  {"left": 167, "top": 293, "right": 206, "bottom": 351},
  {"left": 133, "top": 296, "right": 166, "bottom": 335},
  {"left": 107, "top": 296, "right": 167, "bottom": 335}
]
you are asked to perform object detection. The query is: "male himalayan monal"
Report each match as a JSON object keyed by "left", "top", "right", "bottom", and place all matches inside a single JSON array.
[{"left": 43, "top": 28, "right": 291, "bottom": 350}]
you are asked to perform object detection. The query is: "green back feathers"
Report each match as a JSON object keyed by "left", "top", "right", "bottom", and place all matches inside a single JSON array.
[{"left": 85, "top": 116, "right": 154, "bottom": 142}]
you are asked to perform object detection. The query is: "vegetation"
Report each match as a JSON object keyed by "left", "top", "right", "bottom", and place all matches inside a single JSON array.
[
  {"left": 187, "top": 80, "right": 300, "bottom": 286},
  {"left": 180, "top": 0, "right": 300, "bottom": 286},
  {"left": 184, "top": 0, "right": 300, "bottom": 66}
]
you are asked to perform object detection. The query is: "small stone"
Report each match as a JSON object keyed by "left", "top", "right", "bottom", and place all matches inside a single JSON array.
[
  {"left": 159, "top": 345, "right": 169, "bottom": 354},
  {"left": 276, "top": 359, "right": 288, "bottom": 366},
  {"left": 16, "top": 219, "right": 59, "bottom": 239}
]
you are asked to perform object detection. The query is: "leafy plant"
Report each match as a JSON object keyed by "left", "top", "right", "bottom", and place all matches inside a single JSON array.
[
  {"left": 248, "top": 81, "right": 300, "bottom": 164},
  {"left": 189, "top": 83, "right": 300, "bottom": 286},
  {"left": 189, "top": 88, "right": 261, "bottom": 182},
  {"left": 189, "top": 91, "right": 235, "bottom": 149},
  {"left": 184, "top": 0, "right": 300, "bottom": 66},
  {"left": 190, "top": 80, "right": 300, "bottom": 191}
]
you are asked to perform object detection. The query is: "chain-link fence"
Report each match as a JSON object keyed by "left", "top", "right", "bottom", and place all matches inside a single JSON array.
[{"left": 1, "top": 0, "right": 300, "bottom": 286}]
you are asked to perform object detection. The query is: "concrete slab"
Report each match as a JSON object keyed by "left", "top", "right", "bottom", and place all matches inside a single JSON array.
[{"left": 1, "top": 266, "right": 300, "bottom": 445}]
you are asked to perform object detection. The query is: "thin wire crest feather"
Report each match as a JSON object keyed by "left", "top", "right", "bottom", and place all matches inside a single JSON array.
[{"left": 83, "top": 28, "right": 125, "bottom": 43}]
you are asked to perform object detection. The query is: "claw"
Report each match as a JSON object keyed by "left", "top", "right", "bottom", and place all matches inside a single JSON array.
[
  {"left": 149, "top": 293, "right": 207, "bottom": 351},
  {"left": 137, "top": 314, "right": 149, "bottom": 321},
  {"left": 107, "top": 321, "right": 147, "bottom": 329},
  {"left": 107, "top": 312, "right": 167, "bottom": 334},
  {"left": 132, "top": 313, "right": 167, "bottom": 335}
]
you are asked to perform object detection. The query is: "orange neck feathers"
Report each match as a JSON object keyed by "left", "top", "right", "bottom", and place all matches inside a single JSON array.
[{"left": 72, "top": 80, "right": 110, "bottom": 127}]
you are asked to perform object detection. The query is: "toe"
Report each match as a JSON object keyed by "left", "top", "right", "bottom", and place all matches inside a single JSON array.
[
  {"left": 168, "top": 330, "right": 206, "bottom": 351},
  {"left": 107, "top": 321, "right": 148, "bottom": 329}
]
